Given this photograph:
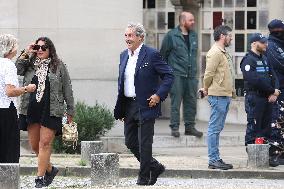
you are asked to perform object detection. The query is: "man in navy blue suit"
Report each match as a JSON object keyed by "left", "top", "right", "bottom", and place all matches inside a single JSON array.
[{"left": 114, "top": 23, "right": 174, "bottom": 185}]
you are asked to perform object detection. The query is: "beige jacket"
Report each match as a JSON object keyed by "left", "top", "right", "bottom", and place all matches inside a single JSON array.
[{"left": 203, "top": 43, "right": 235, "bottom": 97}]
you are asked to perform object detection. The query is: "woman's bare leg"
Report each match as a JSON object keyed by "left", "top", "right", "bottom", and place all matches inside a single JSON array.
[
  {"left": 37, "top": 126, "right": 55, "bottom": 176},
  {"left": 28, "top": 124, "right": 53, "bottom": 173}
]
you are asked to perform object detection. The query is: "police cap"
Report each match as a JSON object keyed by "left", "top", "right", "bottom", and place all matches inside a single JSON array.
[
  {"left": 268, "top": 19, "right": 284, "bottom": 31},
  {"left": 249, "top": 33, "right": 267, "bottom": 44}
]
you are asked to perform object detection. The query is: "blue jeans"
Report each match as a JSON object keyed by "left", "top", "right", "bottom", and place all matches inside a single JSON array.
[{"left": 207, "top": 96, "right": 231, "bottom": 164}]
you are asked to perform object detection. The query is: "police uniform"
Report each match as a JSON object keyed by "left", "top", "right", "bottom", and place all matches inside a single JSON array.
[
  {"left": 241, "top": 33, "right": 279, "bottom": 145},
  {"left": 267, "top": 19, "right": 284, "bottom": 145}
]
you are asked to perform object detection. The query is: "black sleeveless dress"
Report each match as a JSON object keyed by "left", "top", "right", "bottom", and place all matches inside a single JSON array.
[
  {"left": 20, "top": 74, "right": 62, "bottom": 135},
  {"left": 27, "top": 75, "right": 51, "bottom": 127}
]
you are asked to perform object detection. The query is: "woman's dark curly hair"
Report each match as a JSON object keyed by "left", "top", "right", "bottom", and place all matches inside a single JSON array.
[{"left": 33, "top": 37, "right": 61, "bottom": 73}]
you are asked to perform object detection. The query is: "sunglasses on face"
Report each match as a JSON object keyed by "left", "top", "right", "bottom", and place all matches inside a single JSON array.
[{"left": 33, "top": 44, "right": 49, "bottom": 51}]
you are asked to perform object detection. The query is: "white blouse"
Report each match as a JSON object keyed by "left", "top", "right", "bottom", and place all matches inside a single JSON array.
[{"left": 0, "top": 57, "right": 19, "bottom": 108}]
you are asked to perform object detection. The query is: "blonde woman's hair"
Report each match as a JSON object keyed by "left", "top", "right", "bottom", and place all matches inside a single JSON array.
[{"left": 0, "top": 34, "right": 18, "bottom": 58}]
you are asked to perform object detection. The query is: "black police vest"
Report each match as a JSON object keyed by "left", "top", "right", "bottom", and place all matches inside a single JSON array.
[
  {"left": 255, "top": 59, "right": 270, "bottom": 78},
  {"left": 243, "top": 53, "right": 272, "bottom": 91}
]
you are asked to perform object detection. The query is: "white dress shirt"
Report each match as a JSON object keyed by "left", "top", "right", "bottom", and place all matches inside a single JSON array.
[
  {"left": 0, "top": 58, "right": 19, "bottom": 108},
  {"left": 124, "top": 44, "right": 143, "bottom": 97}
]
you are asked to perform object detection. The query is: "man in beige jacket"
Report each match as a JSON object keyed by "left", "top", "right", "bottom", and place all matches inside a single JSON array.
[{"left": 199, "top": 25, "right": 235, "bottom": 170}]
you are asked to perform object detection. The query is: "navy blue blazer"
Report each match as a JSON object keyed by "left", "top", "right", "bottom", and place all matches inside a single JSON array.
[{"left": 114, "top": 44, "right": 174, "bottom": 120}]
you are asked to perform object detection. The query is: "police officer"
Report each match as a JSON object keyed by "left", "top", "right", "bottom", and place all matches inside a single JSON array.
[
  {"left": 241, "top": 33, "right": 280, "bottom": 146},
  {"left": 267, "top": 19, "right": 284, "bottom": 164}
]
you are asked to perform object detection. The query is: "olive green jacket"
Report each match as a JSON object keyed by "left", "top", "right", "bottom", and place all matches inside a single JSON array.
[
  {"left": 16, "top": 57, "right": 74, "bottom": 117},
  {"left": 160, "top": 26, "right": 198, "bottom": 78}
]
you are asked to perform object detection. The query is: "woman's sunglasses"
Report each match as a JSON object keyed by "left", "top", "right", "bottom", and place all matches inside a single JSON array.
[{"left": 33, "top": 44, "right": 49, "bottom": 51}]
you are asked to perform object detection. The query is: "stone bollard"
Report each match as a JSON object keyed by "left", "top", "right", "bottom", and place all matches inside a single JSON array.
[
  {"left": 0, "top": 163, "right": 20, "bottom": 189},
  {"left": 91, "top": 153, "right": 119, "bottom": 186},
  {"left": 81, "top": 141, "right": 103, "bottom": 165},
  {"left": 247, "top": 144, "right": 270, "bottom": 169}
]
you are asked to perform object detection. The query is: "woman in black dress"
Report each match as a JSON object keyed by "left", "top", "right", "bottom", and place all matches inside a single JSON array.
[
  {"left": 0, "top": 34, "right": 36, "bottom": 163},
  {"left": 16, "top": 37, "right": 74, "bottom": 188}
]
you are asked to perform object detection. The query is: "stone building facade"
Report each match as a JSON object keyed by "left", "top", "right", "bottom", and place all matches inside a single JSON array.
[
  {"left": 1, "top": 0, "right": 284, "bottom": 124},
  {"left": 143, "top": 0, "right": 284, "bottom": 124}
]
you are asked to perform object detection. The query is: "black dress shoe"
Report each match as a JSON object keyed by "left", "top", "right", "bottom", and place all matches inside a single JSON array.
[
  {"left": 136, "top": 176, "right": 149, "bottom": 186},
  {"left": 149, "top": 164, "right": 165, "bottom": 185},
  {"left": 136, "top": 180, "right": 149, "bottom": 185}
]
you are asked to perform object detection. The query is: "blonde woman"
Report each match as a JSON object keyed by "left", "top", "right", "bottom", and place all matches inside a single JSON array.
[{"left": 0, "top": 34, "right": 35, "bottom": 163}]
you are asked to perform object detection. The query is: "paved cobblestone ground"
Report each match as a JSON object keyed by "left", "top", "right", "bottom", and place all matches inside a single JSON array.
[
  {"left": 20, "top": 150, "right": 284, "bottom": 171},
  {"left": 21, "top": 176, "right": 284, "bottom": 189}
]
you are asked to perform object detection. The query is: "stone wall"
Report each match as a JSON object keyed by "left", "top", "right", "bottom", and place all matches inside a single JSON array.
[{"left": 0, "top": 0, "right": 142, "bottom": 110}]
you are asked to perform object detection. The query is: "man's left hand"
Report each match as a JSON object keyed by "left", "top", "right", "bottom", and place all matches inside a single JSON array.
[
  {"left": 147, "top": 94, "right": 160, "bottom": 107},
  {"left": 268, "top": 95, "right": 277, "bottom": 103}
]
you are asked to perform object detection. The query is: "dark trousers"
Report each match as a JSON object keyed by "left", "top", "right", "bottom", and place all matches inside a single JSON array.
[
  {"left": 254, "top": 95, "right": 272, "bottom": 138},
  {"left": 124, "top": 99, "right": 160, "bottom": 181},
  {"left": 245, "top": 93, "right": 272, "bottom": 145},
  {"left": 245, "top": 93, "right": 256, "bottom": 145},
  {"left": 271, "top": 89, "right": 284, "bottom": 143}
]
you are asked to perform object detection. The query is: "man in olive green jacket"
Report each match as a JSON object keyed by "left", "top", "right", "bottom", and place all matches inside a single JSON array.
[{"left": 160, "top": 11, "right": 202, "bottom": 138}]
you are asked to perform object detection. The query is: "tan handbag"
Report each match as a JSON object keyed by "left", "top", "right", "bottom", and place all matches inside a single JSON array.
[{"left": 62, "top": 121, "right": 78, "bottom": 150}]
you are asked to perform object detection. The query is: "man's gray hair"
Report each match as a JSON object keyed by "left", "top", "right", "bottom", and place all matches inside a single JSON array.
[
  {"left": 127, "top": 22, "right": 146, "bottom": 37},
  {"left": 0, "top": 34, "right": 18, "bottom": 58}
]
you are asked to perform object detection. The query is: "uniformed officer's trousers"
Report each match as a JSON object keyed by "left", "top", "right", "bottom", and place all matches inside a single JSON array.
[
  {"left": 169, "top": 76, "right": 198, "bottom": 129},
  {"left": 245, "top": 93, "right": 272, "bottom": 145},
  {"left": 271, "top": 89, "right": 284, "bottom": 143},
  {"left": 254, "top": 95, "right": 273, "bottom": 138},
  {"left": 245, "top": 93, "right": 256, "bottom": 145}
]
